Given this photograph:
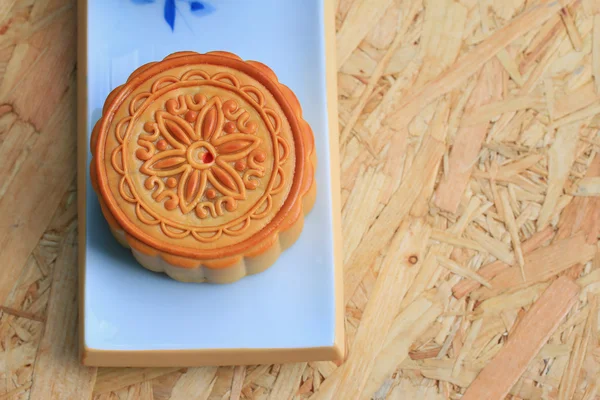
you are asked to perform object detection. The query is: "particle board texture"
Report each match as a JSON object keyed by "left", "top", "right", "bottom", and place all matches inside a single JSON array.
[{"left": 1, "top": 0, "right": 600, "bottom": 399}]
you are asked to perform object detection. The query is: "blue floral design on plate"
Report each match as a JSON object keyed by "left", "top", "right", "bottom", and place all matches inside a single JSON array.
[{"left": 131, "top": 0, "right": 216, "bottom": 31}]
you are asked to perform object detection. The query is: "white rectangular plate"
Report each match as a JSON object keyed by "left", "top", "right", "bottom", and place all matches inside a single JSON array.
[{"left": 78, "top": 0, "right": 343, "bottom": 366}]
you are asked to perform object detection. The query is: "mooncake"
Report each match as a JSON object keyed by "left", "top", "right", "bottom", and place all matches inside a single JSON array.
[{"left": 91, "top": 51, "right": 316, "bottom": 283}]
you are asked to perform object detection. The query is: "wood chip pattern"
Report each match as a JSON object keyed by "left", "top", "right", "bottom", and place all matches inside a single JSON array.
[{"left": 1, "top": 0, "right": 599, "bottom": 398}]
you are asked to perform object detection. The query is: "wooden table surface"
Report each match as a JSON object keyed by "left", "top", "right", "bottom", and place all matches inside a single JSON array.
[{"left": 1, "top": 0, "right": 600, "bottom": 399}]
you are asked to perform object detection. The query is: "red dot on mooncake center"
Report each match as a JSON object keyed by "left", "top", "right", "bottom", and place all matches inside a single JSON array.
[{"left": 202, "top": 152, "right": 214, "bottom": 163}]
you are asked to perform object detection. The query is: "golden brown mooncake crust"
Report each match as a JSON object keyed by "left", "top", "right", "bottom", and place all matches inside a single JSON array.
[{"left": 91, "top": 51, "right": 316, "bottom": 282}]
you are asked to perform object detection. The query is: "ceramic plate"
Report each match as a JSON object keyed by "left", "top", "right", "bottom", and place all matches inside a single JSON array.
[{"left": 78, "top": 0, "right": 344, "bottom": 366}]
